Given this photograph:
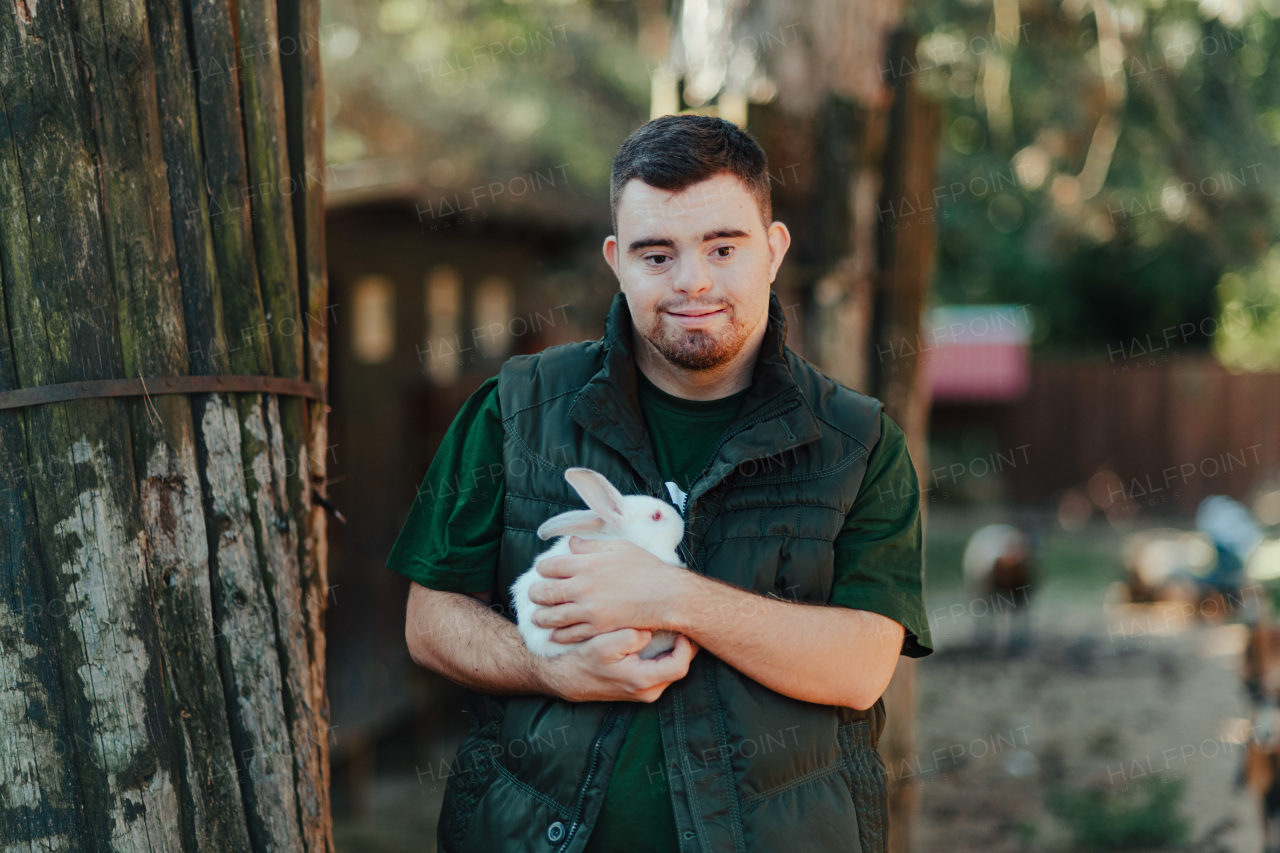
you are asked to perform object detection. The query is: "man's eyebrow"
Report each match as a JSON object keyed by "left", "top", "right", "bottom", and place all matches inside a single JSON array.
[
  {"left": 626, "top": 229, "right": 751, "bottom": 253},
  {"left": 702, "top": 229, "right": 750, "bottom": 241},
  {"left": 628, "top": 237, "right": 675, "bottom": 253}
]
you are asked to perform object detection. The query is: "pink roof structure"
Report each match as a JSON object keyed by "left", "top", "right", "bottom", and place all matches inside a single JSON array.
[{"left": 922, "top": 304, "right": 1033, "bottom": 403}]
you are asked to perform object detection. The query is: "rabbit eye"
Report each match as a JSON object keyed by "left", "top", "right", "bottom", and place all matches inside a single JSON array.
[{"left": 652, "top": 511, "right": 662, "bottom": 521}]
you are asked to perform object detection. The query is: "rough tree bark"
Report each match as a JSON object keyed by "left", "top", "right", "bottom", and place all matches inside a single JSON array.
[
  {"left": 865, "top": 32, "right": 943, "bottom": 853},
  {"left": 0, "top": 0, "right": 331, "bottom": 847},
  {"left": 755, "top": 9, "right": 941, "bottom": 853}
]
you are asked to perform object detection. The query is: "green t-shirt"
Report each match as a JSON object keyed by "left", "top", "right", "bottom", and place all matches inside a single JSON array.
[
  {"left": 386, "top": 366, "right": 931, "bottom": 852},
  {"left": 577, "top": 367, "right": 752, "bottom": 853}
]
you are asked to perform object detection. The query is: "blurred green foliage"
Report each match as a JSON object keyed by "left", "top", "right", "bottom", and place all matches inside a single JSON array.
[
  {"left": 1214, "top": 244, "right": 1280, "bottom": 367},
  {"left": 1046, "top": 776, "right": 1191, "bottom": 849},
  {"left": 319, "top": 0, "right": 1279, "bottom": 362},
  {"left": 905, "top": 0, "right": 1280, "bottom": 358},
  {"left": 319, "top": 0, "right": 652, "bottom": 211}
]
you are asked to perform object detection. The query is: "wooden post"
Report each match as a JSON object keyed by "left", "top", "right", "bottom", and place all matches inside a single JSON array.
[
  {"left": 0, "top": 0, "right": 330, "bottom": 846},
  {"left": 869, "top": 31, "right": 943, "bottom": 853},
  {"left": 758, "top": 16, "right": 940, "bottom": 853}
]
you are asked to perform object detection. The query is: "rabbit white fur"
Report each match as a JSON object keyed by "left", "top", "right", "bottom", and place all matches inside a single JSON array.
[{"left": 511, "top": 467, "right": 687, "bottom": 660}]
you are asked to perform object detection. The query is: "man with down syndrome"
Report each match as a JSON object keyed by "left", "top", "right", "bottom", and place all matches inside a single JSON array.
[{"left": 386, "top": 114, "right": 931, "bottom": 853}]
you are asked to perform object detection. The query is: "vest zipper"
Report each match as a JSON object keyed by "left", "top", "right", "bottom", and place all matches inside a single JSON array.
[
  {"left": 557, "top": 704, "right": 624, "bottom": 852},
  {"left": 557, "top": 390, "right": 800, "bottom": 848},
  {"left": 680, "top": 394, "right": 801, "bottom": 563}
]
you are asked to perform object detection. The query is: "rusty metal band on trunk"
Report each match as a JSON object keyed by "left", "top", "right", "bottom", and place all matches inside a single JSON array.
[{"left": 0, "top": 375, "right": 327, "bottom": 411}]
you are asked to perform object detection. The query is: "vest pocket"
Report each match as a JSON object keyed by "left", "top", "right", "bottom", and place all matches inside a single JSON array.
[
  {"left": 838, "top": 719, "right": 888, "bottom": 853},
  {"left": 459, "top": 758, "right": 573, "bottom": 850},
  {"left": 738, "top": 766, "right": 860, "bottom": 850}
]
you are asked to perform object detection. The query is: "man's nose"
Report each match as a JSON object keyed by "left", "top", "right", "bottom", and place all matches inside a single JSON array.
[{"left": 672, "top": 255, "right": 712, "bottom": 297}]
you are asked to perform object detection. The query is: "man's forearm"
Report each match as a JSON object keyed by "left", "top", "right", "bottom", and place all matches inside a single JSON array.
[
  {"left": 405, "top": 584, "right": 549, "bottom": 697},
  {"left": 406, "top": 582, "right": 700, "bottom": 704},
  {"left": 664, "top": 573, "right": 904, "bottom": 710}
]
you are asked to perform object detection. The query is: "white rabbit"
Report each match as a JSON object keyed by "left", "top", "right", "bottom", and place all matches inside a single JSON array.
[{"left": 511, "top": 467, "right": 687, "bottom": 660}]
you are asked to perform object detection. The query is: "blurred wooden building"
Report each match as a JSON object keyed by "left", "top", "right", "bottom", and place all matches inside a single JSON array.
[{"left": 320, "top": 162, "right": 613, "bottom": 809}]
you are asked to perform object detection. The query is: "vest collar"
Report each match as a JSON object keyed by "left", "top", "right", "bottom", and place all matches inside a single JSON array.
[{"left": 568, "top": 290, "right": 823, "bottom": 502}]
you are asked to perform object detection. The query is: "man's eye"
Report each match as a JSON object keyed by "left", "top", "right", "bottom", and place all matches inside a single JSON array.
[
  {"left": 644, "top": 254, "right": 671, "bottom": 266},
  {"left": 714, "top": 246, "right": 734, "bottom": 258}
]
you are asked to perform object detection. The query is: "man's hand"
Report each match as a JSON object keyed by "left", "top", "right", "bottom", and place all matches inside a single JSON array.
[
  {"left": 404, "top": 580, "right": 698, "bottom": 705},
  {"left": 528, "top": 535, "right": 685, "bottom": 643},
  {"left": 534, "top": 629, "right": 700, "bottom": 703}
]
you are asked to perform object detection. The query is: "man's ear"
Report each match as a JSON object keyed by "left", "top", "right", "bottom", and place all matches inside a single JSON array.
[
  {"left": 603, "top": 235, "right": 622, "bottom": 283},
  {"left": 766, "top": 221, "right": 792, "bottom": 284}
]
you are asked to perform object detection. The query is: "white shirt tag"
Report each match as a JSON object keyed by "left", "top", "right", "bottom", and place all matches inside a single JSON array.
[{"left": 665, "top": 481, "right": 688, "bottom": 516}]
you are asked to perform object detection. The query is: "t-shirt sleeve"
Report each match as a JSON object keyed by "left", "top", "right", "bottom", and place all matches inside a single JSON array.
[
  {"left": 828, "top": 410, "right": 933, "bottom": 658},
  {"left": 384, "top": 375, "right": 504, "bottom": 594}
]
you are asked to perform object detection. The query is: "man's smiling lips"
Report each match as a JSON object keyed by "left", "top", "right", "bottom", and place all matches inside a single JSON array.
[{"left": 666, "top": 306, "right": 727, "bottom": 325}]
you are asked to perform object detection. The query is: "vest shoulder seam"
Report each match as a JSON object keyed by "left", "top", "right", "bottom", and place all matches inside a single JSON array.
[
  {"left": 501, "top": 409, "right": 578, "bottom": 475},
  {"left": 498, "top": 342, "right": 604, "bottom": 413},
  {"left": 814, "top": 411, "right": 875, "bottom": 455},
  {"left": 501, "top": 384, "right": 582, "bottom": 422},
  {"left": 783, "top": 349, "right": 883, "bottom": 449}
]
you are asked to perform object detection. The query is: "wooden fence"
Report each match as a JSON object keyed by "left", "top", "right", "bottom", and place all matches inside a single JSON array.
[{"left": 931, "top": 355, "right": 1280, "bottom": 515}]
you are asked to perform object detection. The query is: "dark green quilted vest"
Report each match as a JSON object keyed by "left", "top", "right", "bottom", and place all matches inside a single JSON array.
[{"left": 437, "top": 290, "right": 892, "bottom": 853}]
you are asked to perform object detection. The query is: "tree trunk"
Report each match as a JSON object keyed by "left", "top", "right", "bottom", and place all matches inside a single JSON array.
[
  {"left": 661, "top": 0, "right": 941, "bottom": 844},
  {"left": 0, "top": 0, "right": 331, "bottom": 847},
  {"left": 866, "top": 32, "right": 943, "bottom": 853},
  {"left": 764, "top": 12, "right": 940, "bottom": 853}
]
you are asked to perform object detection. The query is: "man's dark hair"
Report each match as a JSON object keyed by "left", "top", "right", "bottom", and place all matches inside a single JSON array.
[{"left": 609, "top": 114, "right": 771, "bottom": 234}]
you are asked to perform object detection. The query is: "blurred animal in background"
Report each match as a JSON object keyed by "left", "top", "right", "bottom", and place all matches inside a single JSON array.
[
  {"left": 1244, "top": 740, "right": 1280, "bottom": 853},
  {"left": 1121, "top": 528, "right": 1214, "bottom": 607},
  {"left": 1183, "top": 494, "right": 1280, "bottom": 850},
  {"left": 1198, "top": 494, "right": 1263, "bottom": 599},
  {"left": 1241, "top": 607, "right": 1280, "bottom": 853},
  {"left": 1121, "top": 495, "right": 1265, "bottom": 621},
  {"left": 1243, "top": 611, "right": 1280, "bottom": 711},
  {"left": 1101, "top": 493, "right": 1280, "bottom": 847},
  {"left": 961, "top": 522, "right": 1038, "bottom": 654}
]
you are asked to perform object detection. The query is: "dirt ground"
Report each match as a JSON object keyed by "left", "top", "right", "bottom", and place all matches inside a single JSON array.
[
  {"left": 911, "top": 509, "right": 1265, "bottom": 852},
  {"left": 914, "top": 590, "right": 1261, "bottom": 851},
  {"left": 333, "top": 511, "right": 1269, "bottom": 852}
]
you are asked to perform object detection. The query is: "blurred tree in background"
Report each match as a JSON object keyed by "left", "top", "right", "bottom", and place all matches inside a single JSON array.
[
  {"left": 320, "top": 0, "right": 1279, "bottom": 362},
  {"left": 319, "top": 0, "right": 652, "bottom": 219},
  {"left": 903, "top": 0, "right": 1280, "bottom": 360}
]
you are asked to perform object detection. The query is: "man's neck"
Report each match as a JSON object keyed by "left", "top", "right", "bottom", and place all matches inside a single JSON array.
[{"left": 631, "top": 325, "right": 765, "bottom": 401}]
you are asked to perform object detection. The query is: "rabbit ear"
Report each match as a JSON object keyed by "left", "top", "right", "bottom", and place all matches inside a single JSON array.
[
  {"left": 537, "top": 509, "right": 606, "bottom": 540},
  {"left": 564, "top": 468, "right": 627, "bottom": 524}
]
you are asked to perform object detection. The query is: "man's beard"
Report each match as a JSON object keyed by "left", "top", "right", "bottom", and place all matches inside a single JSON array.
[{"left": 642, "top": 305, "right": 750, "bottom": 371}]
